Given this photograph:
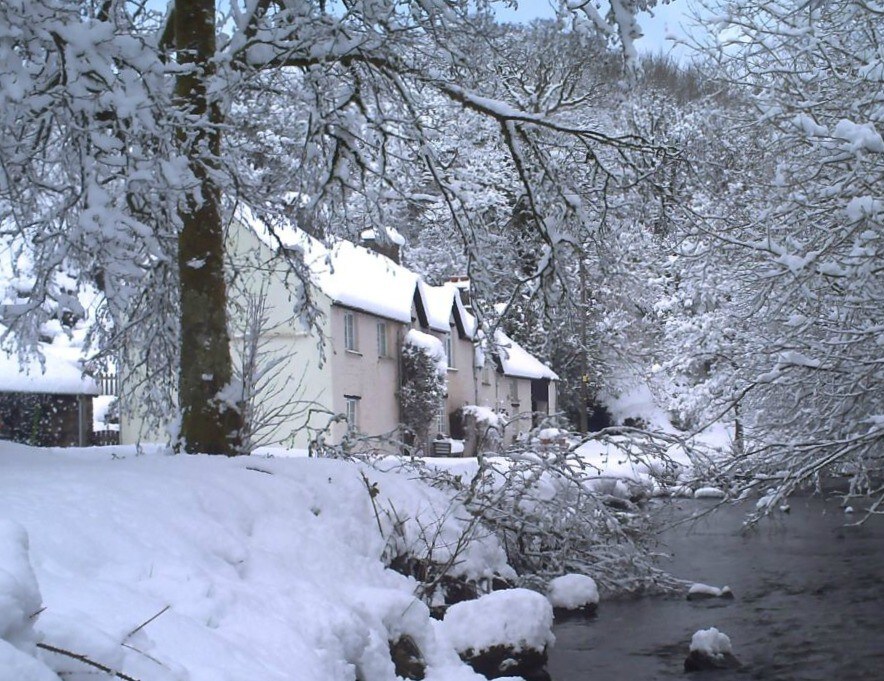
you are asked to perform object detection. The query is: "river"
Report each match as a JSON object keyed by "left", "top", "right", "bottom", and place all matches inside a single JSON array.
[{"left": 547, "top": 496, "right": 884, "bottom": 680}]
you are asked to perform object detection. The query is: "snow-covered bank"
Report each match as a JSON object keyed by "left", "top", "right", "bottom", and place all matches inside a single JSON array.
[{"left": 0, "top": 443, "right": 526, "bottom": 681}]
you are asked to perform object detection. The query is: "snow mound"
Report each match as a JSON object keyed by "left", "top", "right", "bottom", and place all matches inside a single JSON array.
[
  {"left": 547, "top": 574, "right": 599, "bottom": 610},
  {"left": 694, "top": 486, "right": 726, "bottom": 499},
  {"left": 0, "top": 520, "right": 42, "bottom": 649},
  {"left": 690, "top": 627, "right": 732, "bottom": 657},
  {"left": 441, "top": 589, "right": 554, "bottom": 655},
  {"left": 0, "top": 443, "right": 516, "bottom": 681}
]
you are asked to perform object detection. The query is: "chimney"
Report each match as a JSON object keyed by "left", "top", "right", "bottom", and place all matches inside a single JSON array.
[
  {"left": 448, "top": 275, "right": 471, "bottom": 309},
  {"left": 360, "top": 227, "right": 404, "bottom": 264}
]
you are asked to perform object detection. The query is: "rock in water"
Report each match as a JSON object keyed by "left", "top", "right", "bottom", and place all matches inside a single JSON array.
[
  {"left": 547, "top": 574, "right": 599, "bottom": 619},
  {"left": 441, "top": 589, "right": 554, "bottom": 680},
  {"left": 684, "top": 627, "right": 740, "bottom": 672},
  {"left": 686, "top": 583, "right": 735, "bottom": 601}
]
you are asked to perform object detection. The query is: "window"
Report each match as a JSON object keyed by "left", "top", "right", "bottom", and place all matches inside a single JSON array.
[
  {"left": 435, "top": 400, "right": 447, "bottom": 435},
  {"left": 377, "top": 321, "right": 388, "bottom": 358},
  {"left": 509, "top": 378, "right": 520, "bottom": 405},
  {"left": 344, "top": 311, "right": 357, "bottom": 351},
  {"left": 345, "top": 396, "right": 360, "bottom": 430},
  {"left": 444, "top": 335, "right": 454, "bottom": 369},
  {"left": 482, "top": 363, "right": 491, "bottom": 385}
]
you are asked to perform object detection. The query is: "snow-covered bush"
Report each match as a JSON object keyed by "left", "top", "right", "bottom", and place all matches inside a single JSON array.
[
  {"left": 460, "top": 405, "right": 506, "bottom": 454},
  {"left": 400, "top": 330, "right": 447, "bottom": 454},
  {"left": 393, "top": 437, "right": 689, "bottom": 596}
]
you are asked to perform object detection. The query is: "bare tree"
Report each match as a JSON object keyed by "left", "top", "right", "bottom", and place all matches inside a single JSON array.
[{"left": 231, "top": 283, "right": 323, "bottom": 453}]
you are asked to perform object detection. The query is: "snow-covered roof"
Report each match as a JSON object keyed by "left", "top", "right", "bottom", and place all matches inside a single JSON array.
[
  {"left": 316, "top": 240, "right": 418, "bottom": 323},
  {"left": 0, "top": 343, "right": 99, "bottom": 395},
  {"left": 494, "top": 330, "right": 559, "bottom": 381},
  {"left": 240, "top": 207, "right": 418, "bottom": 324},
  {"left": 458, "top": 308, "right": 557, "bottom": 381},
  {"left": 359, "top": 227, "right": 406, "bottom": 246},
  {"left": 418, "top": 281, "right": 457, "bottom": 333}
]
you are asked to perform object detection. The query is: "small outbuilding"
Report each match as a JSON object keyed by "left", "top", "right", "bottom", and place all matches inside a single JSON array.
[{"left": 0, "top": 346, "right": 99, "bottom": 447}]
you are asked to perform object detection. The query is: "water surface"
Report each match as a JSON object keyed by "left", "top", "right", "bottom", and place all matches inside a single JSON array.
[{"left": 548, "top": 497, "right": 884, "bottom": 680}]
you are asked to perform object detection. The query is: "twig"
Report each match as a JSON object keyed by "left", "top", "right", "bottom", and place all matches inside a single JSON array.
[
  {"left": 36, "top": 642, "right": 142, "bottom": 681},
  {"left": 361, "top": 471, "right": 385, "bottom": 537},
  {"left": 125, "top": 604, "right": 171, "bottom": 639}
]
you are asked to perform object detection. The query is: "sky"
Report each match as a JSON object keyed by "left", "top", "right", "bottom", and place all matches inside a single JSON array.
[{"left": 495, "top": 0, "right": 697, "bottom": 60}]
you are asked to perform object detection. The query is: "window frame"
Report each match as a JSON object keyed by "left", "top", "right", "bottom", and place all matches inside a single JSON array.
[
  {"left": 345, "top": 395, "right": 360, "bottom": 430},
  {"left": 343, "top": 311, "right": 358, "bottom": 352},
  {"left": 377, "top": 321, "right": 388, "bottom": 358},
  {"left": 509, "top": 377, "right": 520, "bottom": 405}
]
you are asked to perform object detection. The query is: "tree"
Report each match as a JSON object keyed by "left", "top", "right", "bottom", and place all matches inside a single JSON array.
[
  {"left": 173, "top": 0, "right": 242, "bottom": 453},
  {"left": 1, "top": 0, "right": 667, "bottom": 455},
  {"left": 677, "top": 0, "right": 884, "bottom": 509}
]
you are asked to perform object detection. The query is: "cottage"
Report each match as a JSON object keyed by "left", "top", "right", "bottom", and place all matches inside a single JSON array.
[{"left": 119, "top": 207, "right": 558, "bottom": 454}]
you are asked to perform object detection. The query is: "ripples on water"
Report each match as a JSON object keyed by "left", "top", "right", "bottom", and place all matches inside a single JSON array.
[{"left": 547, "top": 497, "right": 884, "bottom": 680}]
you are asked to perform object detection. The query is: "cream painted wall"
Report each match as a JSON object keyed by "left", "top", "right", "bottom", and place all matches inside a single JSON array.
[
  {"left": 120, "top": 218, "right": 335, "bottom": 450},
  {"left": 444, "top": 330, "right": 476, "bottom": 414},
  {"left": 327, "top": 306, "right": 404, "bottom": 445}
]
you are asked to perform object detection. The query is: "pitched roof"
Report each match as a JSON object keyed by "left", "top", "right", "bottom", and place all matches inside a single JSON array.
[
  {"left": 240, "top": 206, "right": 418, "bottom": 324},
  {"left": 492, "top": 330, "right": 559, "bottom": 381}
]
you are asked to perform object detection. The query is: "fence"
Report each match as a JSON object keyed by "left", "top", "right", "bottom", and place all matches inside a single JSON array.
[
  {"left": 92, "top": 429, "right": 120, "bottom": 446},
  {"left": 97, "top": 374, "right": 118, "bottom": 396}
]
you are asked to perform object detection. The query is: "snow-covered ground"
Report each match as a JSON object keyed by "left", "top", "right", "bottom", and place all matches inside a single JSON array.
[
  {"left": 0, "top": 442, "right": 528, "bottom": 681},
  {"left": 0, "top": 371, "right": 740, "bottom": 681}
]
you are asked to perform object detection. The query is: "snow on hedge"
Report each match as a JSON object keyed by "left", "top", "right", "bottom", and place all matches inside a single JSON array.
[
  {"left": 405, "top": 328, "right": 448, "bottom": 377},
  {"left": 547, "top": 574, "right": 599, "bottom": 610},
  {"left": 440, "top": 589, "right": 554, "bottom": 655},
  {"left": 0, "top": 442, "right": 518, "bottom": 681},
  {"left": 461, "top": 405, "right": 506, "bottom": 428}
]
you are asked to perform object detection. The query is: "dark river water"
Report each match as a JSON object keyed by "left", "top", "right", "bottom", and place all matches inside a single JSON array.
[{"left": 547, "top": 497, "right": 884, "bottom": 681}]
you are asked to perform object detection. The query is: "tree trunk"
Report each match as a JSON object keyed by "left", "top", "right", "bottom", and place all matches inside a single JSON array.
[
  {"left": 578, "top": 257, "right": 589, "bottom": 434},
  {"left": 175, "top": 0, "right": 242, "bottom": 454}
]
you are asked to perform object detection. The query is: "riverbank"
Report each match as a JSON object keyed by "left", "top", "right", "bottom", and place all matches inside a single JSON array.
[{"left": 0, "top": 442, "right": 523, "bottom": 681}]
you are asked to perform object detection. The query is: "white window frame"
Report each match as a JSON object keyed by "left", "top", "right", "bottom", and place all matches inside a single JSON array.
[
  {"left": 444, "top": 334, "right": 454, "bottom": 369},
  {"left": 377, "top": 321, "right": 388, "bottom": 358},
  {"left": 436, "top": 400, "right": 447, "bottom": 435},
  {"left": 344, "top": 311, "right": 358, "bottom": 352},
  {"left": 509, "top": 377, "right": 520, "bottom": 404},
  {"left": 345, "top": 396, "right": 360, "bottom": 430}
]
